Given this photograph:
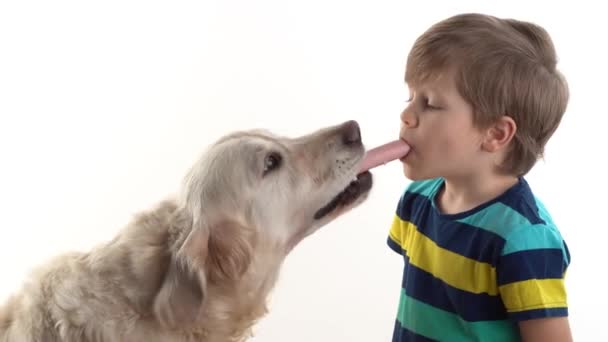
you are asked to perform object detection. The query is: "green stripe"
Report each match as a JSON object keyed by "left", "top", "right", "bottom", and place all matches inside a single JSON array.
[
  {"left": 534, "top": 197, "right": 556, "bottom": 226},
  {"left": 455, "top": 202, "right": 563, "bottom": 255},
  {"left": 397, "top": 290, "right": 520, "bottom": 342},
  {"left": 456, "top": 202, "right": 531, "bottom": 238},
  {"left": 406, "top": 178, "right": 443, "bottom": 198},
  {"left": 501, "top": 224, "right": 565, "bottom": 255}
]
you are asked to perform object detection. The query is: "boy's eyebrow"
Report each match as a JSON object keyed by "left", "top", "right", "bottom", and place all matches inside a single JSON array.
[{"left": 407, "top": 84, "right": 443, "bottom": 98}]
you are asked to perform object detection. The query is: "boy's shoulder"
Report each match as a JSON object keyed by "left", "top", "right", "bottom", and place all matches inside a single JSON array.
[
  {"left": 400, "top": 177, "right": 567, "bottom": 255},
  {"left": 456, "top": 177, "right": 568, "bottom": 258}
]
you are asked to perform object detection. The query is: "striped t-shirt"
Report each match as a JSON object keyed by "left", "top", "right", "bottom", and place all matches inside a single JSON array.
[{"left": 387, "top": 177, "right": 570, "bottom": 342}]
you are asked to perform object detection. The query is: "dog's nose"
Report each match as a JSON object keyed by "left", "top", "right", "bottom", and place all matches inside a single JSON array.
[{"left": 341, "top": 120, "right": 361, "bottom": 146}]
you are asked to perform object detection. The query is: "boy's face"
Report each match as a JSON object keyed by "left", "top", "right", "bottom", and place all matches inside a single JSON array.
[{"left": 399, "top": 73, "right": 487, "bottom": 181}]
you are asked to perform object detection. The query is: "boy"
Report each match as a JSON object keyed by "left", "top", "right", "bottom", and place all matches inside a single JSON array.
[{"left": 387, "top": 13, "right": 572, "bottom": 341}]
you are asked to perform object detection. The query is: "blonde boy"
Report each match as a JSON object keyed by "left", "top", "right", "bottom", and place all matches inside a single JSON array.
[{"left": 388, "top": 13, "right": 572, "bottom": 341}]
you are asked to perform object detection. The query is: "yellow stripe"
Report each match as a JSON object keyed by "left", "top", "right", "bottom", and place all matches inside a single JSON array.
[
  {"left": 391, "top": 216, "right": 498, "bottom": 295},
  {"left": 389, "top": 215, "right": 403, "bottom": 245},
  {"left": 499, "top": 278, "right": 567, "bottom": 312}
]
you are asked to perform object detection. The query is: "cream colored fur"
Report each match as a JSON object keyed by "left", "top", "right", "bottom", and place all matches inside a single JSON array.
[{"left": 0, "top": 121, "right": 371, "bottom": 342}]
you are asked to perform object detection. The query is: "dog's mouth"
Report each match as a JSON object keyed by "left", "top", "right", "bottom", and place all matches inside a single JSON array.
[{"left": 313, "top": 171, "right": 373, "bottom": 220}]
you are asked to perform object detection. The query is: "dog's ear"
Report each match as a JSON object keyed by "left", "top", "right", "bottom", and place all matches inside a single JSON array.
[
  {"left": 206, "top": 220, "right": 255, "bottom": 283},
  {"left": 153, "top": 225, "right": 209, "bottom": 329},
  {"left": 153, "top": 219, "right": 254, "bottom": 327}
]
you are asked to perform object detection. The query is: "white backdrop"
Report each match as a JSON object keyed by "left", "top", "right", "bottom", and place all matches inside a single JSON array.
[{"left": 1, "top": 1, "right": 605, "bottom": 340}]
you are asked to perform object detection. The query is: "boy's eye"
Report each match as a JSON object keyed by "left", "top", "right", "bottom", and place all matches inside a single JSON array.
[
  {"left": 405, "top": 94, "right": 440, "bottom": 110},
  {"left": 422, "top": 97, "right": 440, "bottom": 110}
]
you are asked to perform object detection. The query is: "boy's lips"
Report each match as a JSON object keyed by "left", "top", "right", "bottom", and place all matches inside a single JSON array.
[{"left": 399, "top": 138, "right": 412, "bottom": 161}]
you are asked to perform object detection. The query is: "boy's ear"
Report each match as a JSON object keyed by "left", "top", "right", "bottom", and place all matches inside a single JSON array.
[{"left": 481, "top": 115, "right": 517, "bottom": 152}]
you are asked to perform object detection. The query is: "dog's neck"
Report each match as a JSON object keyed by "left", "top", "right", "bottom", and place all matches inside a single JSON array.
[
  {"left": 104, "top": 201, "right": 290, "bottom": 341},
  {"left": 195, "top": 243, "right": 285, "bottom": 341}
]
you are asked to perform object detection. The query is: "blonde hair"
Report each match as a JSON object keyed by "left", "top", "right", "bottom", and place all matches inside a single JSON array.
[{"left": 405, "top": 13, "right": 569, "bottom": 176}]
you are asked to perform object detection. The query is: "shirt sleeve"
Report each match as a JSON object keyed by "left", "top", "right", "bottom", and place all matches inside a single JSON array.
[
  {"left": 497, "top": 224, "right": 571, "bottom": 321},
  {"left": 387, "top": 213, "right": 403, "bottom": 255},
  {"left": 387, "top": 190, "right": 408, "bottom": 255}
]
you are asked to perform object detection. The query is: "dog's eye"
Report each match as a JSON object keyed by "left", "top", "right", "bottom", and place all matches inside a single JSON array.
[{"left": 263, "top": 152, "right": 282, "bottom": 174}]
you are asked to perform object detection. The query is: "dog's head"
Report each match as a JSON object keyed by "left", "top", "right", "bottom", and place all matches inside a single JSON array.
[{"left": 154, "top": 120, "right": 372, "bottom": 330}]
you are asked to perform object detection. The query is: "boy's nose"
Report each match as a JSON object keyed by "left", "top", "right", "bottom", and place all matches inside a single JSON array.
[{"left": 400, "top": 108, "right": 418, "bottom": 128}]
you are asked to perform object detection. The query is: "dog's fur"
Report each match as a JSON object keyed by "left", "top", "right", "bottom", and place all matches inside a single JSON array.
[{"left": 0, "top": 121, "right": 372, "bottom": 342}]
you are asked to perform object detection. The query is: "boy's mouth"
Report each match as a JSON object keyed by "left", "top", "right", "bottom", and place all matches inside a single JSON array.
[{"left": 399, "top": 139, "right": 412, "bottom": 161}]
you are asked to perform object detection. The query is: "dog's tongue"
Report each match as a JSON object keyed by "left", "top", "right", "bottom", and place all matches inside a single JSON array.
[{"left": 358, "top": 140, "right": 410, "bottom": 173}]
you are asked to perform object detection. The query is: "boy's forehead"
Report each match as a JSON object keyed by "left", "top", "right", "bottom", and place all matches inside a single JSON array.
[{"left": 406, "top": 70, "right": 456, "bottom": 92}]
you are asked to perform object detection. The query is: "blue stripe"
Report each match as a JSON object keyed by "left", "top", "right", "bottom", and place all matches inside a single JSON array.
[
  {"left": 397, "top": 192, "right": 430, "bottom": 221},
  {"left": 562, "top": 240, "right": 571, "bottom": 264},
  {"left": 498, "top": 249, "right": 568, "bottom": 285},
  {"left": 509, "top": 307, "right": 568, "bottom": 321},
  {"left": 396, "top": 192, "right": 505, "bottom": 265},
  {"left": 392, "top": 320, "right": 438, "bottom": 342},
  {"left": 402, "top": 256, "right": 508, "bottom": 321},
  {"left": 498, "top": 178, "right": 545, "bottom": 225},
  {"left": 388, "top": 236, "right": 402, "bottom": 255}
]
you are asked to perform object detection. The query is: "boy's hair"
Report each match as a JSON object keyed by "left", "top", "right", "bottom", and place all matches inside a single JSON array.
[{"left": 405, "top": 13, "right": 569, "bottom": 176}]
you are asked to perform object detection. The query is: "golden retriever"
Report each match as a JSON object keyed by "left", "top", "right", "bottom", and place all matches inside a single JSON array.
[{"left": 0, "top": 120, "right": 373, "bottom": 342}]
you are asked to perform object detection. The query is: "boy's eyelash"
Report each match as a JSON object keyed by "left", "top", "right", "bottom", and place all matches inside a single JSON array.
[
  {"left": 405, "top": 96, "right": 441, "bottom": 110},
  {"left": 422, "top": 97, "right": 440, "bottom": 109}
]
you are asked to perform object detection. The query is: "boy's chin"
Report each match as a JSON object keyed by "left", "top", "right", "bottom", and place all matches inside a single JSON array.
[
  {"left": 402, "top": 170, "right": 424, "bottom": 181},
  {"left": 402, "top": 165, "right": 436, "bottom": 181}
]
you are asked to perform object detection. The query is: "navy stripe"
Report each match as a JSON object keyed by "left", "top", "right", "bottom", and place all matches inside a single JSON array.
[
  {"left": 397, "top": 192, "right": 505, "bottom": 265},
  {"left": 563, "top": 240, "right": 571, "bottom": 264},
  {"left": 498, "top": 249, "right": 568, "bottom": 285},
  {"left": 498, "top": 178, "right": 545, "bottom": 225},
  {"left": 509, "top": 307, "right": 568, "bottom": 321},
  {"left": 392, "top": 320, "right": 438, "bottom": 342},
  {"left": 397, "top": 192, "right": 430, "bottom": 222},
  {"left": 402, "top": 256, "right": 508, "bottom": 322},
  {"left": 388, "top": 236, "right": 402, "bottom": 255}
]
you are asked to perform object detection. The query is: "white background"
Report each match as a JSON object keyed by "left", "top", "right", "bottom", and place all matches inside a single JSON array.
[{"left": 0, "top": 0, "right": 605, "bottom": 340}]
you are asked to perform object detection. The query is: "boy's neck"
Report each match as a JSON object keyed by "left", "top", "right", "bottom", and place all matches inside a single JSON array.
[{"left": 437, "top": 170, "right": 518, "bottom": 215}]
